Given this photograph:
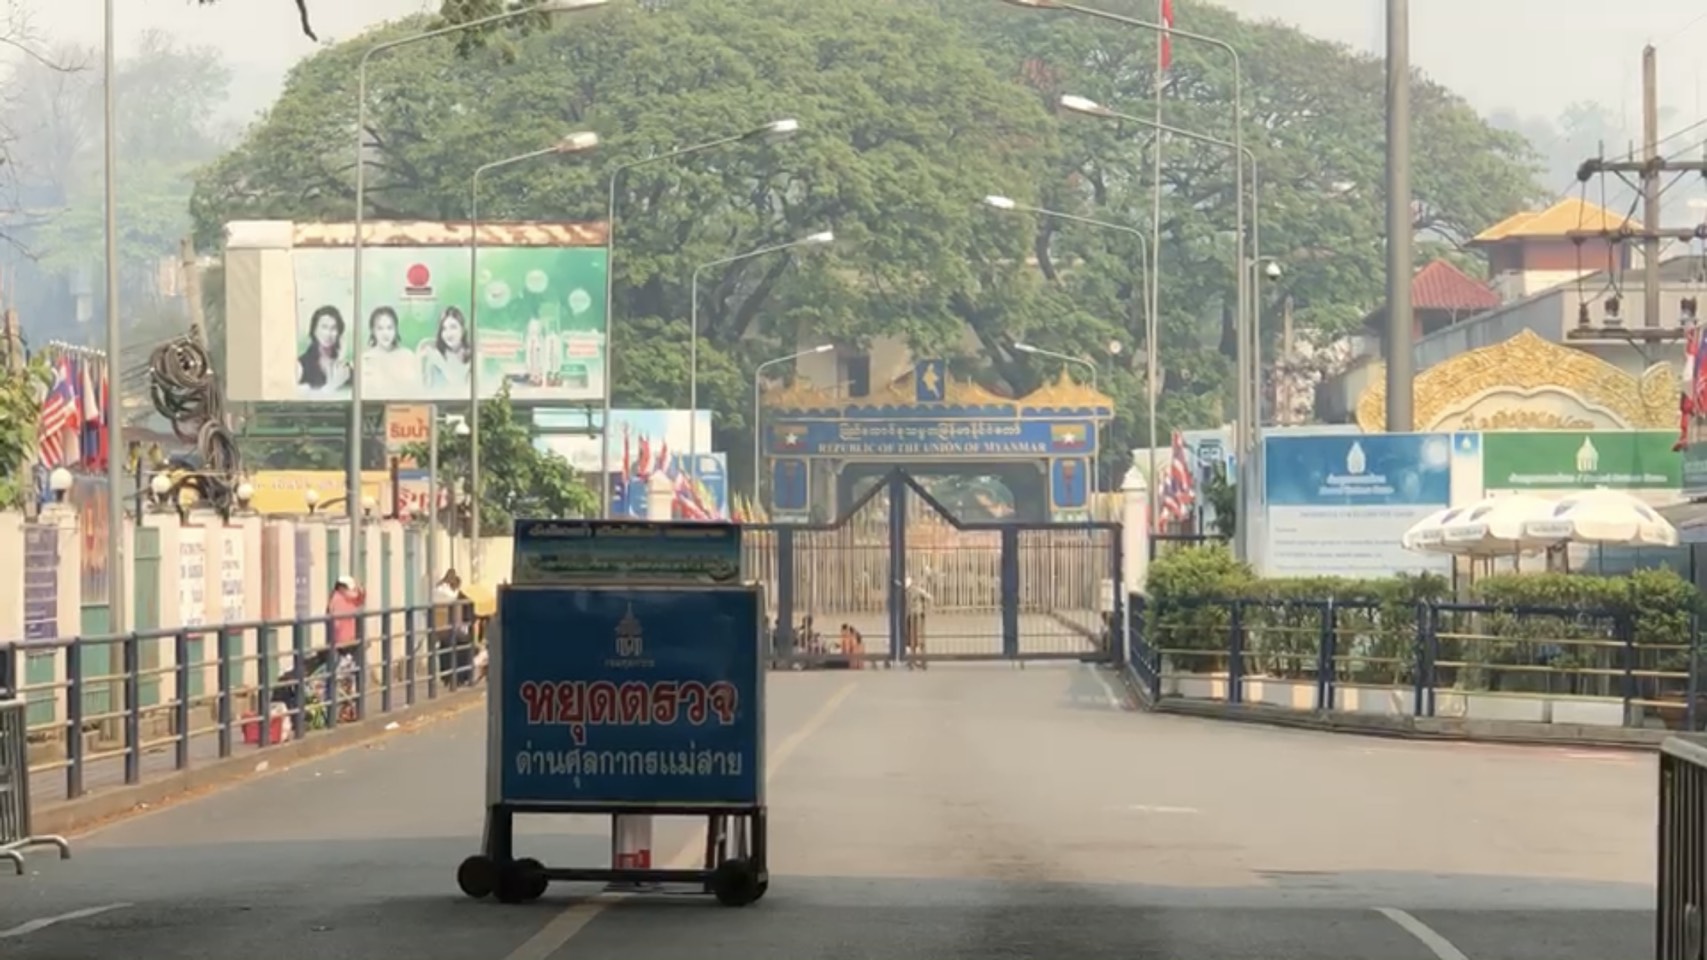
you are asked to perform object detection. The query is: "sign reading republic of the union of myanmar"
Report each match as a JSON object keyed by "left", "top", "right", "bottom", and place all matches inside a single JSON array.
[{"left": 766, "top": 420, "right": 1096, "bottom": 458}]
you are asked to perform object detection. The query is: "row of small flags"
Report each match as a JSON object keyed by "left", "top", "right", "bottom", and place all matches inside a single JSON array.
[
  {"left": 37, "top": 354, "right": 110, "bottom": 472},
  {"left": 611, "top": 432, "right": 718, "bottom": 521}
]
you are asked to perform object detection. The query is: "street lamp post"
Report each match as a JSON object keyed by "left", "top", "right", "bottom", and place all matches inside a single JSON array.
[
  {"left": 1013, "top": 341, "right": 1101, "bottom": 500},
  {"left": 600, "top": 118, "right": 801, "bottom": 515},
  {"left": 982, "top": 195, "right": 1149, "bottom": 519},
  {"left": 467, "top": 131, "right": 600, "bottom": 579},
  {"left": 1057, "top": 93, "right": 1263, "bottom": 550},
  {"left": 351, "top": 0, "right": 609, "bottom": 579},
  {"left": 102, "top": 0, "right": 124, "bottom": 632},
  {"left": 752, "top": 345, "right": 834, "bottom": 510},
  {"left": 1003, "top": 0, "right": 1248, "bottom": 548},
  {"left": 689, "top": 231, "right": 833, "bottom": 484}
]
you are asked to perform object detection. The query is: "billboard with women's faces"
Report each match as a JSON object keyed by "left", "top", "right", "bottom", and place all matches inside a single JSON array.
[{"left": 289, "top": 244, "right": 607, "bottom": 403}]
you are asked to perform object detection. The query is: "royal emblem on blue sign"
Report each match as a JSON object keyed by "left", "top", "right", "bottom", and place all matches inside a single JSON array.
[{"left": 497, "top": 586, "right": 764, "bottom": 807}]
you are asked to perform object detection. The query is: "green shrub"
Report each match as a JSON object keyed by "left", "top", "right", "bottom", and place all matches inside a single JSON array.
[{"left": 1142, "top": 547, "right": 1699, "bottom": 690}]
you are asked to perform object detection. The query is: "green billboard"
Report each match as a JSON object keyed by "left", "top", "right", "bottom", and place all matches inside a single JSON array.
[
  {"left": 291, "top": 245, "right": 607, "bottom": 404},
  {"left": 1481, "top": 430, "right": 1681, "bottom": 490}
]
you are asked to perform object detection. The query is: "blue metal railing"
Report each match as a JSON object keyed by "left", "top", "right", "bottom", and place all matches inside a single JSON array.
[
  {"left": 1126, "top": 595, "right": 1703, "bottom": 732},
  {"left": 1, "top": 602, "right": 479, "bottom": 805}
]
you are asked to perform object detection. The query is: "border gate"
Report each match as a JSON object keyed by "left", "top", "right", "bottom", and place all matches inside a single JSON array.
[{"left": 742, "top": 470, "right": 1122, "bottom": 666}]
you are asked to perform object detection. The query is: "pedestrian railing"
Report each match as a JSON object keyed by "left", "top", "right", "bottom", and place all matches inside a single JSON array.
[
  {"left": 0, "top": 602, "right": 482, "bottom": 807},
  {"left": 1127, "top": 596, "right": 1702, "bottom": 732},
  {"left": 1658, "top": 736, "right": 1707, "bottom": 960},
  {"left": 1, "top": 697, "right": 70, "bottom": 873}
]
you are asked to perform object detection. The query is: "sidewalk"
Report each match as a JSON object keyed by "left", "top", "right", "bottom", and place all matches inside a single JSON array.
[{"left": 26, "top": 681, "right": 474, "bottom": 808}]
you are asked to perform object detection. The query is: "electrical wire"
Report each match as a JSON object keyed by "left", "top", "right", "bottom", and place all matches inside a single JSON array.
[{"left": 147, "top": 331, "right": 242, "bottom": 514}]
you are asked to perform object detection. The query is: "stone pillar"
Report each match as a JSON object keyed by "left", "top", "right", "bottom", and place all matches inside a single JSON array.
[
  {"left": 645, "top": 471, "right": 676, "bottom": 521},
  {"left": 1121, "top": 465, "right": 1150, "bottom": 596}
]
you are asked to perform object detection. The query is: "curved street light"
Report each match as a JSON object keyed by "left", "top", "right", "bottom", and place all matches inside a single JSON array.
[
  {"left": 349, "top": 0, "right": 609, "bottom": 576},
  {"left": 1057, "top": 94, "right": 1265, "bottom": 488},
  {"left": 1013, "top": 342, "right": 1100, "bottom": 500},
  {"left": 465, "top": 131, "right": 600, "bottom": 578},
  {"left": 688, "top": 231, "right": 834, "bottom": 484},
  {"left": 1003, "top": 0, "right": 1250, "bottom": 552},
  {"left": 600, "top": 118, "right": 801, "bottom": 514},
  {"left": 752, "top": 344, "right": 834, "bottom": 509},
  {"left": 982, "top": 194, "right": 1153, "bottom": 523}
]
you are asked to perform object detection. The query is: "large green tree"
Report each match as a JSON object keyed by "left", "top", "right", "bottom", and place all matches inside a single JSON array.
[
  {"left": 194, "top": 0, "right": 1542, "bottom": 489},
  {"left": 943, "top": 0, "right": 1540, "bottom": 473},
  {"left": 192, "top": 0, "right": 1053, "bottom": 486}
]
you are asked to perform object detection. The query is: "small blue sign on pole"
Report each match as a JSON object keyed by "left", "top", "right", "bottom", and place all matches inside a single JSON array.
[
  {"left": 512, "top": 519, "right": 743, "bottom": 586},
  {"left": 496, "top": 585, "right": 764, "bottom": 807}
]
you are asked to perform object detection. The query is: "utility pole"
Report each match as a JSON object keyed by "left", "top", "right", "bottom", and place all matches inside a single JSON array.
[
  {"left": 1642, "top": 46, "right": 1662, "bottom": 329},
  {"left": 1383, "top": 0, "right": 1414, "bottom": 433},
  {"left": 1568, "top": 44, "right": 1707, "bottom": 337}
]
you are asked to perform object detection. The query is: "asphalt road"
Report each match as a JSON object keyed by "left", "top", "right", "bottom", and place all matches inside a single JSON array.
[{"left": 1, "top": 664, "right": 1655, "bottom": 959}]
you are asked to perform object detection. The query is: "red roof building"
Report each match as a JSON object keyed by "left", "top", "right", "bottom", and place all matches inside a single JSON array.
[{"left": 1362, "top": 258, "right": 1501, "bottom": 343}]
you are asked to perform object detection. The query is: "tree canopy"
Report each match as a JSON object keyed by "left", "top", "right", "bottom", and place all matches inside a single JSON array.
[{"left": 193, "top": 0, "right": 1542, "bottom": 486}]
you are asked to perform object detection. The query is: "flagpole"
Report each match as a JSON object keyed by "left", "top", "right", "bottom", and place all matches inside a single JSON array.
[
  {"left": 1145, "top": 0, "right": 1167, "bottom": 532},
  {"left": 102, "top": 0, "right": 126, "bottom": 635}
]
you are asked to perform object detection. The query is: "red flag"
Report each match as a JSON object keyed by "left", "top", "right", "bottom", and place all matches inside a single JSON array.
[{"left": 1159, "top": 0, "right": 1174, "bottom": 73}]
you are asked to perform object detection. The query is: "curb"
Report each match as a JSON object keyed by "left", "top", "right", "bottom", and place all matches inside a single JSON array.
[
  {"left": 33, "top": 690, "right": 485, "bottom": 836},
  {"left": 1113, "top": 667, "right": 1668, "bottom": 751}
]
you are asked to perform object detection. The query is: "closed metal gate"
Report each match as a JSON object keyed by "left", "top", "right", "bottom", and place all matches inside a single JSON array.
[{"left": 742, "top": 470, "right": 1121, "bottom": 667}]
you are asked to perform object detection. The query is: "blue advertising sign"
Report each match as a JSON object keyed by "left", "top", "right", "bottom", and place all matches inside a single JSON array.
[
  {"left": 511, "top": 519, "right": 743, "bottom": 585},
  {"left": 497, "top": 586, "right": 764, "bottom": 806},
  {"left": 766, "top": 419, "right": 1095, "bottom": 457},
  {"left": 1259, "top": 433, "right": 1453, "bottom": 578},
  {"left": 1264, "top": 433, "right": 1452, "bottom": 506}
]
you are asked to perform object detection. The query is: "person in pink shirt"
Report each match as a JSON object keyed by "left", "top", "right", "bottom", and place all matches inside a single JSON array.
[{"left": 327, "top": 576, "right": 366, "bottom": 649}]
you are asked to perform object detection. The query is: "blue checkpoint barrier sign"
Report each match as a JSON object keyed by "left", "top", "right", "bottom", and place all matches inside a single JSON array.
[
  {"left": 511, "top": 519, "right": 743, "bottom": 586},
  {"left": 497, "top": 584, "right": 764, "bottom": 807}
]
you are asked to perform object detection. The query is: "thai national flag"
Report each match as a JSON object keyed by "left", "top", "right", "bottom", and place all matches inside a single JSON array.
[
  {"left": 79, "top": 360, "right": 103, "bottom": 469},
  {"left": 1159, "top": 431, "right": 1196, "bottom": 524}
]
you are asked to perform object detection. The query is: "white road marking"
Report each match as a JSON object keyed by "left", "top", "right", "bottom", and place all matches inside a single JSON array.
[
  {"left": 500, "top": 680, "right": 860, "bottom": 960},
  {"left": 1376, "top": 906, "right": 1471, "bottom": 960},
  {"left": 1086, "top": 664, "right": 1125, "bottom": 710},
  {"left": 1119, "top": 804, "right": 1200, "bottom": 815},
  {"left": 0, "top": 903, "right": 133, "bottom": 939}
]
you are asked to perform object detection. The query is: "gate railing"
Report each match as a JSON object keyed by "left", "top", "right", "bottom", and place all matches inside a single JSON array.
[
  {"left": 1659, "top": 736, "right": 1707, "bottom": 960},
  {"left": 1, "top": 697, "right": 70, "bottom": 873},
  {"left": 740, "top": 470, "right": 1122, "bottom": 661},
  {"left": 3, "top": 601, "right": 477, "bottom": 808},
  {"left": 1126, "top": 594, "right": 1700, "bottom": 731}
]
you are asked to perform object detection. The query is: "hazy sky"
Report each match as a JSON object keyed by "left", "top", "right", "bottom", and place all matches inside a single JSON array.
[{"left": 23, "top": 0, "right": 1707, "bottom": 135}]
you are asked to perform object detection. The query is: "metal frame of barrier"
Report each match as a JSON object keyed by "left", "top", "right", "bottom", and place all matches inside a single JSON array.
[
  {"left": 1659, "top": 735, "right": 1707, "bottom": 960},
  {"left": 0, "top": 601, "right": 479, "bottom": 807},
  {"left": 1126, "top": 594, "right": 1701, "bottom": 731},
  {"left": 0, "top": 697, "right": 71, "bottom": 874}
]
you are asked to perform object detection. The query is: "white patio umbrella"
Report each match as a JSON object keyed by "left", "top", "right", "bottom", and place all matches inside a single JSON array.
[
  {"left": 1521, "top": 488, "right": 1680, "bottom": 547},
  {"left": 1439, "top": 493, "right": 1558, "bottom": 556},
  {"left": 1402, "top": 507, "right": 1460, "bottom": 553}
]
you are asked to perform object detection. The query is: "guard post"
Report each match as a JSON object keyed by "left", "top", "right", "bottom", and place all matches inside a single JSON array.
[{"left": 456, "top": 518, "right": 769, "bottom": 907}]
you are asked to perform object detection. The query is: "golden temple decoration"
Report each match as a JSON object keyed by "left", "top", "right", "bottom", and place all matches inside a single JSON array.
[
  {"left": 1356, "top": 329, "right": 1679, "bottom": 432},
  {"left": 764, "top": 367, "right": 1112, "bottom": 411}
]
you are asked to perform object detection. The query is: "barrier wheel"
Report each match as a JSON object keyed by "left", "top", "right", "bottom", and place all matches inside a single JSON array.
[
  {"left": 514, "top": 857, "right": 549, "bottom": 902},
  {"left": 710, "top": 858, "right": 762, "bottom": 907},
  {"left": 457, "top": 855, "right": 498, "bottom": 899},
  {"left": 753, "top": 878, "right": 770, "bottom": 902},
  {"left": 495, "top": 859, "right": 536, "bottom": 904}
]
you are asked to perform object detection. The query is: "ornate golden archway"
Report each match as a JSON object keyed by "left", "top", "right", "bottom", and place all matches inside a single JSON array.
[{"left": 1356, "top": 330, "right": 1679, "bottom": 432}]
